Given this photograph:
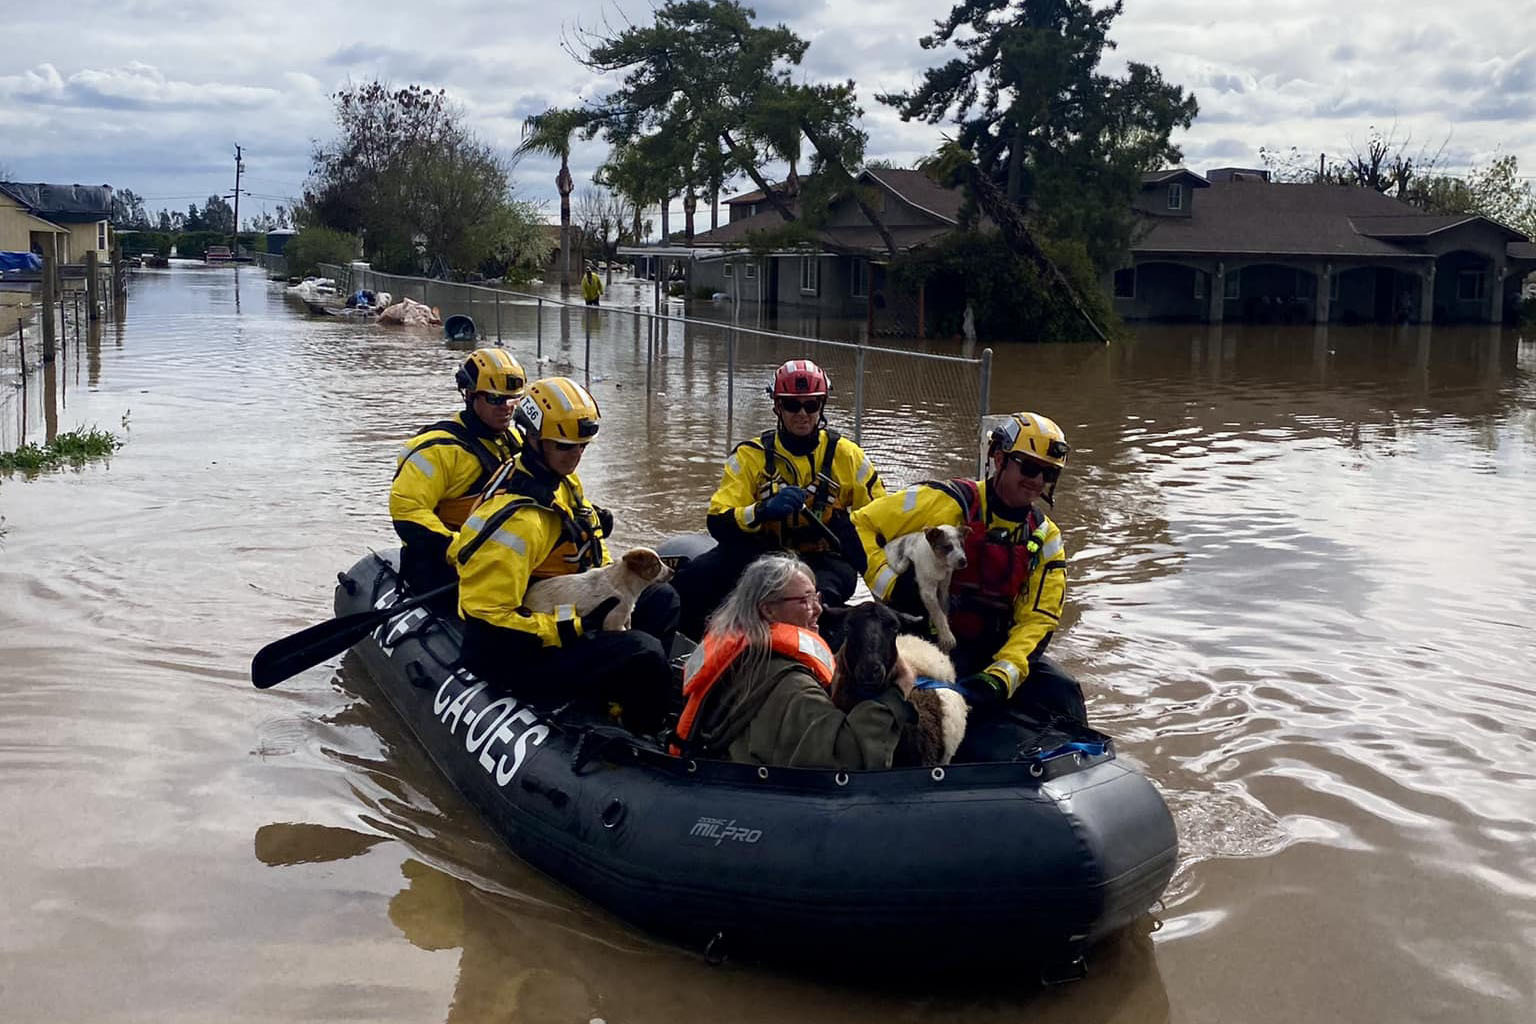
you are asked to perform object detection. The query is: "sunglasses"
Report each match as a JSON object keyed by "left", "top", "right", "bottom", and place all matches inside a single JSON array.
[
  {"left": 478, "top": 392, "right": 517, "bottom": 406},
  {"left": 1009, "top": 456, "right": 1061, "bottom": 484},
  {"left": 768, "top": 591, "right": 822, "bottom": 608},
  {"left": 779, "top": 398, "right": 823, "bottom": 414}
]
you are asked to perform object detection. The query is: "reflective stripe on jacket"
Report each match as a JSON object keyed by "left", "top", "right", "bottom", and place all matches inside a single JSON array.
[
  {"left": 850, "top": 479, "right": 1066, "bottom": 697},
  {"left": 447, "top": 456, "right": 610, "bottom": 648},
  {"left": 705, "top": 427, "right": 885, "bottom": 551},
  {"left": 389, "top": 412, "right": 520, "bottom": 536}
]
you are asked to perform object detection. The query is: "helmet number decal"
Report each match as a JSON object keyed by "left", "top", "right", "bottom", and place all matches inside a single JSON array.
[{"left": 518, "top": 395, "right": 543, "bottom": 432}]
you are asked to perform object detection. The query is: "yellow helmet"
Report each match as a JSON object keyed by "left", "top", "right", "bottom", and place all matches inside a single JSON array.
[
  {"left": 515, "top": 377, "right": 601, "bottom": 445},
  {"left": 455, "top": 347, "right": 526, "bottom": 397},
  {"left": 990, "top": 412, "right": 1070, "bottom": 469}
]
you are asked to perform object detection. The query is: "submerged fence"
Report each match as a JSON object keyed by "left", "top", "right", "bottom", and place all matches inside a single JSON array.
[{"left": 315, "top": 263, "right": 992, "bottom": 479}]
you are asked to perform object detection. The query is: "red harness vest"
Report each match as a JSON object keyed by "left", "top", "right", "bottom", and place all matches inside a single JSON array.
[
  {"left": 670, "top": 623, "right": 835, "bottom": 755},
  {"left": 931, "top": 478, "right": 1049, "bottom": 642}
]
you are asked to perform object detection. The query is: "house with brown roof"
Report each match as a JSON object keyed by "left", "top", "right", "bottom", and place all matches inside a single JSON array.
[
  {"left": 681, "top": 168, "right": 965, "bottom": 316},
  {"left": 1115, "top": 169, "right": 1536, "bottom": 324}
]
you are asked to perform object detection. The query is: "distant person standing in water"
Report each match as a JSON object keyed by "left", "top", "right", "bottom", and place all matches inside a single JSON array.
[{"left": 581, "top": 265, "right": 604, "bottom": 306}]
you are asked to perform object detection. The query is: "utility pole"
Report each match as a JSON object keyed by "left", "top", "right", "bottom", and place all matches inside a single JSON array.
[{"left": 227, "top": 144, "right": 246, "bottom": 255}]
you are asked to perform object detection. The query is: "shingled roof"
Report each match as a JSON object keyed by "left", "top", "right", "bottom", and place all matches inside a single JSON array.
[
  {"left": 0, "top": 182, "right": 113, "bottom": 223},
  {"left": 1136, "top": 182, "right": 1449, "bottom": 258},
  {"left": 694, "top": 168, "right": 962, "bottom": 253}
]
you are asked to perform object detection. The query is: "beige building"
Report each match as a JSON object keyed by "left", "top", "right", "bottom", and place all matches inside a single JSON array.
[{"left": 0, "top": 182, "right": 112, "bottom": 262}]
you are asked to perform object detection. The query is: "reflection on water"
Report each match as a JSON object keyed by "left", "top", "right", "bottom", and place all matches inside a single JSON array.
[{"left": 0, "top": 267, "right": 1533, "bottom": 1022}]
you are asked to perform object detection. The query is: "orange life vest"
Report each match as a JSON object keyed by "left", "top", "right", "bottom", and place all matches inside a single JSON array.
[{"left": 670, "top": 623, "right": 835, "bottom": 755}]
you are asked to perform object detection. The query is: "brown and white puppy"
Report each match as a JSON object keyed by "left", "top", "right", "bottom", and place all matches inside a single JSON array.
[
  {"left": 827, "top": 602, "right": 968, "bottom": 766},
  {"left": 883, "top": 525, "right": 967, "bottom": 651},
  {"left": 524, "top": 547, "right": 672, "bottom": 631}
]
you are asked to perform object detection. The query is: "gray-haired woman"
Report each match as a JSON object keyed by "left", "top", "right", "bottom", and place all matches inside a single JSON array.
[{"left": 670, "top": 553, "right": 917, "bottom": 768}]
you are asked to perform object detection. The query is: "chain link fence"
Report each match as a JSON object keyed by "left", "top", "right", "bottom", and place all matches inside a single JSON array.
[{"left": 315, "top": 263, "right": 993, "bottom": 481}]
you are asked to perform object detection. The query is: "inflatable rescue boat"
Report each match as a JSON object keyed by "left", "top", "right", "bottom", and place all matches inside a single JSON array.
[{"left": 334, "top": 549, "right": 1177, "bottom": 970}]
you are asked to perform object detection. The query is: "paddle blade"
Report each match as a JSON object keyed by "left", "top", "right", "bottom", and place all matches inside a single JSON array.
[{"left": 250, "top": 608, "right": 385, "bottom": 689}]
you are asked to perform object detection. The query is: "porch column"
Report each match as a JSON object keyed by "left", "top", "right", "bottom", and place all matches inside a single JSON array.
[
  {"left": 1489, "top": 266, "right": 1506, "bottom": 323},
  {"left": 1418, "top": 265, "right": 1435, "bottom": 324},
  {"left": 1315, "top": 262, "right": 1332, "bottom": 324},
  {"left": 1209, "top": 261, "right": 1225, "bottom": 324}
]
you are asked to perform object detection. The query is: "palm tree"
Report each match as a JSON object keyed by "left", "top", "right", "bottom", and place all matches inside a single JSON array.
[{"left": 517, "top": 108, "right": 588, "bottom": 291}]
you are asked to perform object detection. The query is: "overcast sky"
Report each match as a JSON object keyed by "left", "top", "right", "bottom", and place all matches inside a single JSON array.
[{"left": 2, "top": 0, "right": 1532, "bottom": 229}]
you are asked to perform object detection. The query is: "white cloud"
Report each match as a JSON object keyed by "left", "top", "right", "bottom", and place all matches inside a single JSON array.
[{"left": 1, "top": 0, "right": 1532, "bottom": 220}]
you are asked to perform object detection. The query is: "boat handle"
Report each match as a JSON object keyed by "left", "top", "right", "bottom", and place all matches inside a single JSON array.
[
  {"left": 1029, "top": 762, "right": 1045, "bottom": 778},
  {"left": 601, "top": 799, "right": 625, "bottom": 829},
  {"left": 930, "top": 767, "right": 945, "bottom": 782},
  {"left": 756, "top": 766, "right": 769, "bottom": 780},
  {"left": 834, "top": 771, "right": 849, "bottom": 787}
]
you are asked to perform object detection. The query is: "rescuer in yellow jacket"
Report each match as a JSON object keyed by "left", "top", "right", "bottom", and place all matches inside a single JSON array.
[
  {"left": 671, "top": 359, "right": 887, "bottom": 639},
  {"left": 580, "top": 265, "right": 603, "bottom": 305},
  {"left": 390, "top": 347, "right": 525, "bottom": 596},
  {"left": 851, "top": 412, "right": 1087, "bottom": 726},
  {"left": 448, "top": 377, "right": 679, "bottom": 733}
]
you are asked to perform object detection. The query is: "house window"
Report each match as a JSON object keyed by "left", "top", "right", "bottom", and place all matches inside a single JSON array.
[
  {"left": 1193, "top": 269, "right": 1205, "bottom": 300},
  {"left": 800, "top": 255, "right": 819, "bottom": 295},
  {"left": 723, "top": 262, "right": 734, "bottom": 278},
  {"left": 1167, "top": 184, "right": 1183, "bottom": 211},
  {"left": 743, "top": 262, "right": 757, "bottom": 280},
  {"left": 1457, "top": 270, "right": 1486, "bottom": 302},
  {"left": 850, "top": 258, "right": 868, "bottom": 299},
  {"left": 1223, "top": 270, "right": 1240, "bottom": 300},
  {"left": 97, "top": 221, "right": 107, "bottom": 250},
  {"left": 1113, "top": 267, "right": 1136, "bottom": 299}
]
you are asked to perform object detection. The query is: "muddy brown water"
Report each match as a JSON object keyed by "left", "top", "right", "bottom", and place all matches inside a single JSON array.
[{"left": 2, "top": 266, "right": 1533, "bottom": 1023}]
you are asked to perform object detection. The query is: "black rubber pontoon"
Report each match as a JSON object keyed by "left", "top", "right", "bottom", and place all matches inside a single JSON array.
[{"left": 334, "top": 549, "right": 1177, "bottom": 969}]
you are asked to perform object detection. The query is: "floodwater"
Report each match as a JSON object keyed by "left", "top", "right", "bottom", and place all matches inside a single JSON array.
[{"left": 2, "top": 265, "right": 1533, "bottom": 1023}]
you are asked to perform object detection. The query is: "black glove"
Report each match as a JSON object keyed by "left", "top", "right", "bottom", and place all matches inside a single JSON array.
[
  {"left": 827, "top": 508, "right": 866, "bottom": 569},
  {"left": 756, "top": 486, "right": 809, "bottom": 522},
  {"left": 956, "top": 673, "right": 1007, "bottom": 709},
  {"left": 580, "top": 596, "right": 621, "bottom": 635},
  {"left": 593, "top": 504, "right": 614, "bottom": 538}
]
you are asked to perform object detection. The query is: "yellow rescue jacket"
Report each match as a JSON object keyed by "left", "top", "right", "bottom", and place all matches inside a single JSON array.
[
  {"left": 447, "top": 454, "right": 611, "bottom": 648},
  {"left": 851, "top": 480, "right": 1066, "bottom": 697},
  {"left": 581, "top": 272, "right": 603, "bottom": 302},
  {"left": 389, "top": 412, "right": 521, "bottom": 537},
  {"left": 705, "top": 427, "right": 885, "bottom": 552}
]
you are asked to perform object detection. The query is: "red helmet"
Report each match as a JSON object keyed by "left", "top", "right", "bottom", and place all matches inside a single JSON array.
[{"left": 768, "top": 359, "right": 831, "bottom": 399}]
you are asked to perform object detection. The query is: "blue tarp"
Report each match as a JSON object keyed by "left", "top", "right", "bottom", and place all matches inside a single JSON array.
[{"left": 0, "top": 251, "right": 42, "bottom": 272}]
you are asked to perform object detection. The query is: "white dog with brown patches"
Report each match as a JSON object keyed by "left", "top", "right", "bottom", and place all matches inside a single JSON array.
[
  {"left": 883, "top": 525, "right": 967, "bottom": 651},
  {"left": 524, "top": 547, "right": 673, "bottom": 631}
]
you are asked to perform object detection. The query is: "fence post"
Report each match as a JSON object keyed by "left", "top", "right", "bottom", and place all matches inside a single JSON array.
[
  {"left": 853, "top": 343, "right": 866, "bottom": 445},
  {"left": 41, "top": 236, "right": 57, "bottom": 363},
  {"left": 584, "top": 308, "right": 592, "bottom": 384},
  {"left": 646, "top": 313, "right": 653, "bottom": 395},
  {"left": 536, "top": 298, "right": 543, "bottom": 359},
  {"left": 977, "top": 347, "right": 993, "bottom": 477},
  {"left": 495, "top": 291, "right": 502, "bottom": 343},
  {"left": 726, "top": 325, "right": 735, "bottom": 454},
  {"left": 17, "top": 319, "right": 24, "bottom": 377},
  {"left": 85, "top": 251, "right": 100, "bottom": 321}
]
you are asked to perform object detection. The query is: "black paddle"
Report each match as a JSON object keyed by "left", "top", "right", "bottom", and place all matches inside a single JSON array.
[{"left": 250, "top": 583, "right": 454, "bottom": 689}]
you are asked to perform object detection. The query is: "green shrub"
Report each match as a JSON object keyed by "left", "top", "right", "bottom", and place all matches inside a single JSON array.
[
  {"left": 0, "top": 426, "right": 122, "bottom": 474},
  {"left": 285, "top": 227, "right": 360, "bottom": 277},
  {"left": 1519, "top": 294, "right": 1536, "bottom": 325},
  {"left": 890, "top": 229, "right": 1121, "bottom": 343}
]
